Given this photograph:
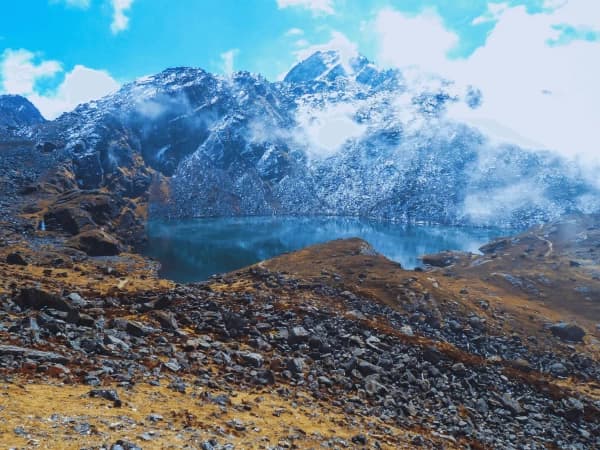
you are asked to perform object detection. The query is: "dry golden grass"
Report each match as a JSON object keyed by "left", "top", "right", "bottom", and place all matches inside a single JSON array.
[{"left": 0, "top": 378, "right": 456, "bottom": 449}]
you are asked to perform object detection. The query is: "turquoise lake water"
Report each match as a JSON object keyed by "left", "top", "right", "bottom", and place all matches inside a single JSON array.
[{"left": 143, "top": 216, "right": 509, "bottom": 283}]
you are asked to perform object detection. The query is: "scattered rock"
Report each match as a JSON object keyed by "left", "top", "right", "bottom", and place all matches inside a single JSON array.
[
  {"left": 6, "top": 252, "right": 28, "bottom": 266},
  {"left": 550, "top": 322, "right": 586, "bottom": 342}
]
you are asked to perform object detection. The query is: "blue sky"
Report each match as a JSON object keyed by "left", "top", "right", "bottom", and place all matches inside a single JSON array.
[
  {"left": 1, "top": 0, "right": 599, "bottom": 159},
  {"left": 0, "top": 0, "right": 558, "bottom": 83}
]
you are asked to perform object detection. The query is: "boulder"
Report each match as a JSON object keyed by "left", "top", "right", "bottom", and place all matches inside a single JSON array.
[
  {"left": 6, "top": 252, "right": 28, "bottom": 266},
  {"left": 43, "top": 190, "right": 124, "bottom": 235},
  {"left": 288, "top": 326, "right": 310, "bottom": 345},
  {"left": 550, "top": 322, "right": 586, "bottom": 342},
  {"left": 420, "top": 251, "right": 460, "bottom": 267},
  {"left": 241, "top": 352, "right": 264, "bottom": 368},
  {"left": 16, "top": 287, "right": 73, "bottom": 312},
  {"left": 152, "top": 311, "right": 178, "bottom": 330},
  {"left": 67, "top": 230, "right": 121, "bottom": 256},
  {"left": 0, "top": 344, "right": 69, "bottom": 364},
  {"left": 480, "top": 238, "right": 510, "bottom": 254}
]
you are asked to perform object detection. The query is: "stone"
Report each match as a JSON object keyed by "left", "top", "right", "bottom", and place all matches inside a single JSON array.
[
  {"left": 153, "top": 310, "right": 178, "bottom": 330},
  {"left": 421, "top": 252, "right": 459, "bottom": 267},
  {"left": 500, "top": 393, "right": 523, "bottom": 415},
  {"left": 451, "top": 363, "right": 467, "bottom": 375},
  {"left": 476, "top": 398, "right": 489, "bottom": 415},
  {"left": 357, "top": 359, "right": 381, "bottom": 376},
  {"left": 6, "top": 252, "right": 27, "bottom": 266},
  {"left": 0, "top": 344, "right": 69, "bottom": 364},
  {"left": 364, "top": 377, "right": 387, "bottom": 396},
  {"left": 125, "top": 320, "right": 153, "bottom": 337},
  {"left": 352, "top": 434, "right": 367, "bottom": 445},
  {"left": 288, "top": 326, "right": 310, "bottom": 344},
  {"left": 241, "top": 352, "right": 264, "bottom": 368},
  {"left": 147, "top": 413, "right": 163, "bottom": 422},
  {"left": 67, "top": 230, "right": 121, "bottom": 256},
  {"left": 549, "top": 362, "right": 569, "bottom": 377},
  {"left": 287, "top": 357, "right": 304, "bottom": 374},
  {"left": 550, "top": 322, "right": 586, "bottom": 342},
  {"left": 16, "top": 287, "right": 73, "bottom": 312},
  {"left": 66, "top": 292, "right": 87, "bottom": 308},
  {"left": 89, "top": 389, "right": 121, "bottom": 407},
  {"left": 222, "top": 311, "right": 247, "bottom": 335}
]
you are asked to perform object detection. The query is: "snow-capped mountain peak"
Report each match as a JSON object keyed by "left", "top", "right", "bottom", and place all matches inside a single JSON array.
[{"left": 5, "top": 52, "right": 599, "bottom": 228}]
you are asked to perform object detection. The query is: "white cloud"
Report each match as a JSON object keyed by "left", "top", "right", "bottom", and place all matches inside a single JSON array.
[
  {"left": 220, "top": 49, "right": 239, "bottom": 75},
  {"left": 0, "top": 49, "right": 119, "bottom": 119},
  {"left": 276, "top": 0, "right": 334, "bottom": 15},
  {"left": 111, "top": 0, "right": 134, "bottom": 34},
  {"left": 285, "top": 27, "right": 304, "bottom": 36},
  {"left": 295, "top": 102, "right": 366, "bottom": 158},
  {"left": 372, "top": 3, "right": 600, "bottom": 159},
  {"left": 374, "top": 8, "right": 458, "bottom": 74},
  {"left": 31, "top": 65, "right": 119, "bottom": 118},
  {"left": 0, "top": 49, "right": 62, "bottom": 95}
]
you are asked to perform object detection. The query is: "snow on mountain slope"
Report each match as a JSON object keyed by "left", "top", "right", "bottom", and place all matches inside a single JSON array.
[
  {"left": 6, "top": 51, "right": 599, "bottom": 228},
  {"left": 0, "top": 95, "right": 45, "bottom": 130}
]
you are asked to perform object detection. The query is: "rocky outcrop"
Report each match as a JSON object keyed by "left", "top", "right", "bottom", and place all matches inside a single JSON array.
[
  {"left": 42, "top": 190, "right": 145, "bottom": 251},
  {"left": 420, "top": 251, "right": 462, "bottom": 267},
  {"left": 67, "top": 229, "right": 121, "bottom": 256},
  {"left": 0, "top": 95, "right": 45, "bottom": 130}
]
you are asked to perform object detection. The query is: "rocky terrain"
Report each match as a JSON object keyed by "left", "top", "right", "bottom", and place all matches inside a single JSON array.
[
  {"left": 1, "top": 54, "right": 599, "bottom": 449},
  {"left": 1, "top": 220, "right": 600, "bottom": 448}
]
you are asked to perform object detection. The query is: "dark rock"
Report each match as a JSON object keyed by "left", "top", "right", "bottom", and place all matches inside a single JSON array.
[
  {"left": 422, "top": 346, "right": 443, "bottom": 364},
  {"left": 358, "top": 359, "right": 381, "bottom": 376},
  {"left": 89, "top": 389, "right": 121, "bottom": 407},
  {"left": 287, "top": 357, "right": 304, "bottom": 374},
  {"left": 288, "top": 326, "right": 310, "bottom": 344},
  {"left": 67, "top": 230, "right": 121, "bottom": 256},
  {"left": 352, "top": 434, "right": 367, "bottom": 445},
  {"left": 112, "top": 440, "right": 142, "bottom": 450},
  {"left": 550, "top": 322, "right": 586, "bottom": 342},
  {"left": 421, "top": 252, "right": 460, "bottom": 267},
  {"left": 550, "top": 362, "right": 569, "bottom": 377},
  {"left": 563, "top": 397, "right": 584, "bottom": 421},
  {"left": 241, "top": 352, "right": 264, "bottom": 368},
  {"left": 222, "top": 310, "right": 247, "bottom": 336},
  {"left": 43, "top": 190, "right": 124, "bottom": 236},
  {"left": 125, "top": 320, "right": 154, "bottom": 337},
  {"left": 480, "top": 239, "right": 510, "bottom": 254},
  {"left": 16, "top": 287, "right": 73, "bottom": 312},
  {"left": 6, "top": 252, "right": 28, "bottom": 266},
  {"left": 153, "top": 310, "right": 178, "bottom": 330},
  {"left": 0, "top": 345, "right": 69, "bottom": 364}
]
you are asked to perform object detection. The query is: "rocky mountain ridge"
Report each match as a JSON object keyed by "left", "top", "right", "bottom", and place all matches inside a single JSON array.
[
  {"left": 0, "top": 94, "right": 45, "bottom": 131},
  {"left": 3, "top": 50, "right": 599, "bottom": 231}
]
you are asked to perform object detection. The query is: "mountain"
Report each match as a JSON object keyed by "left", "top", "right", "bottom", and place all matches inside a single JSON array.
[
  {"left": 1, "top": 53, "right": 600, "bottom": 449},
  {"left": 5, "top": 51, "right": 600, "bottom": 228},
  {"left": 0, "top": 95, "right": 45, "bottom": 130}
]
